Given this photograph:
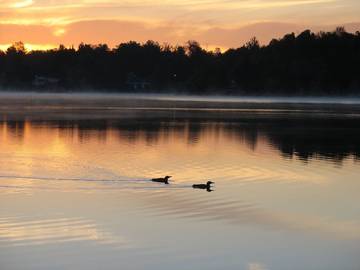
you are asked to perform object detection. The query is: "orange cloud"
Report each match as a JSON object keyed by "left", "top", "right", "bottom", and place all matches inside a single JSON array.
[
  {"left": 10, "top": 0, "right": 34, "bottom": 9},
  {"left": 0, "top": 0, "right": 359, "bottom": 49}
]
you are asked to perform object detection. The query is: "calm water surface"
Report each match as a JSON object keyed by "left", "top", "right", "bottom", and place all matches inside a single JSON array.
[{"left": 0, "top": 109, "right": 359, "bottom": 270}]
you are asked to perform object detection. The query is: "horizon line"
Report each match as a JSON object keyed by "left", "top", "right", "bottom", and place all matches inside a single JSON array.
[{"left": 1, "top": 24, "right": 358, "bottom": 53}]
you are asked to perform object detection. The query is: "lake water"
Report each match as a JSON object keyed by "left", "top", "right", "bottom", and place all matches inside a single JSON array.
[{"left": 0, "top": 107, "right": 360, "bottom": 270}]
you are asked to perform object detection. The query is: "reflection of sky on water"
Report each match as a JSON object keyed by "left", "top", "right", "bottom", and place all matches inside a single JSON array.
[
  {"left": 0, "top": 113, "right": 360, "bottom": 270},
  {"left": 0, "top": 216, "right": 127, "bottom": 246}
]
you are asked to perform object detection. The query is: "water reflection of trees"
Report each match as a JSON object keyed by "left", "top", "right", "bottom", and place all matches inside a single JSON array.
[
  {"left": 262, "top": 120, "right": 360, "bottom": 162},
  {"left": 4, "top": 121, "right": 25, "bottom": 140},
  {"left": 229, "top": 118, "right": 360, "bottom": 163},
  {"left": 1, "top": 117, "right": 360, "bottom": 163}
]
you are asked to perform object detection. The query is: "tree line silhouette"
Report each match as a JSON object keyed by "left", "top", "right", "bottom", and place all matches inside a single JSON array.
[{"left": 0, "top": 27, "right": 359, "bottom": 95}]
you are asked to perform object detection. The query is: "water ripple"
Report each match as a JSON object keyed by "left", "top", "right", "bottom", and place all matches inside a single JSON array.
[{"left": 0, "top": 216, "right": 127, "bottom": 247}]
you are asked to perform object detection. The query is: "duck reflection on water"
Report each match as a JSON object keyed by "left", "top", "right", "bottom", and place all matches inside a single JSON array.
[
  {"left": 151, "top": 176, "right": 215, "bottom": 192},
  {"left": 192, "top": 181, "right": 214, "bottom": 192},
  {"left": 151, "top": 176, "right": 172, "bottom": 184}
]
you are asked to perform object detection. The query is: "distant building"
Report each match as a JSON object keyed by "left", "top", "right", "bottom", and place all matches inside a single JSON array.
[
  {"left": 32, "top": 75, "right": 59, "bottom": 88},
  {"left": 126, "top": 72, "right": 151, "bottom": 90}
]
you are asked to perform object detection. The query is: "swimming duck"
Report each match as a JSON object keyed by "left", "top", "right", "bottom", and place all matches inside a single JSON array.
[
  {"left": 192, "top": 181, "right": 214, "bottom": 192},
  {"left": 151, "top": 176, "right": 172, "bottom": 184}
]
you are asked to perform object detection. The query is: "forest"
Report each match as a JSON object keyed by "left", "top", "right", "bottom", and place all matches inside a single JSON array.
[{"left": 0, "top": 27, "right": 359, "bottom": 95}]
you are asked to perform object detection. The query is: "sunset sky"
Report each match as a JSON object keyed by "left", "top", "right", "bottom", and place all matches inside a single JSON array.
[{"left": 0, "top": 0, "right": 359, "bottom": 51}]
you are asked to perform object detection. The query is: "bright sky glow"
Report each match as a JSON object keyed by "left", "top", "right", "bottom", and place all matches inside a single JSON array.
[{"left": 0, "top": 0, "right": 359, "bottom": 50}]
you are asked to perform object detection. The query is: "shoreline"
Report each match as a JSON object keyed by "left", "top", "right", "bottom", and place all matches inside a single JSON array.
[
  {"left": 1, "top": 91, "right": 360, "bottom": 103},
  {"left": 1, "top": 92, "right": 360, "bottom": 116},
  {"left": 0, "top": 92, "right": 360, "bottom": 121}
]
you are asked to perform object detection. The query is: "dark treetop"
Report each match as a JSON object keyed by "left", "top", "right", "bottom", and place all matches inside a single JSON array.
[{"left": 1, "top": 27, "right": 359, "bottom": 95}]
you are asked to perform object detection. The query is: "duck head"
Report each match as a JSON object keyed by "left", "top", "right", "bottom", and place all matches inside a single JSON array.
[{"left": 164, "top": 176, "right": 172, "bottom": 183}]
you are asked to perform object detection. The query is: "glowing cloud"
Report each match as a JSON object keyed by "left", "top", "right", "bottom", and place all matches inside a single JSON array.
[
  {"left": 10, "top": 0, "right": 33, "bottom": 8},
  {"left": 53, "top": 28, "right": 66, "bottom": 37},
  {"left": 0, "top": 0, "right": 359, "bottom": 48}
]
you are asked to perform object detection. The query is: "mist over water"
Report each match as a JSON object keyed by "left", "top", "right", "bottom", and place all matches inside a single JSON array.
[
  {"left": 2, "top": 91, "right": 360, "bottom": 104},
  {"left": 0, "top": 107, "right": 360, "bottom": 270}
]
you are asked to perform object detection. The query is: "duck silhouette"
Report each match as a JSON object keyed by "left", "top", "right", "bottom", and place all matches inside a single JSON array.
[
  {"left": 151, "top": 176, "right": 172, "bottom": 184},
  {"left": 192, "top": 181, "right": 214, "bottom": 192}
]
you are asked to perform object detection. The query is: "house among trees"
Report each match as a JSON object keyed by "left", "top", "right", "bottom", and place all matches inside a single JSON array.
[
  {"left": 126, "top": 72, "right": 151, "bottom": 90},
  {"left": 32, "top": 75, "right": 60, "bottom": 88}
]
